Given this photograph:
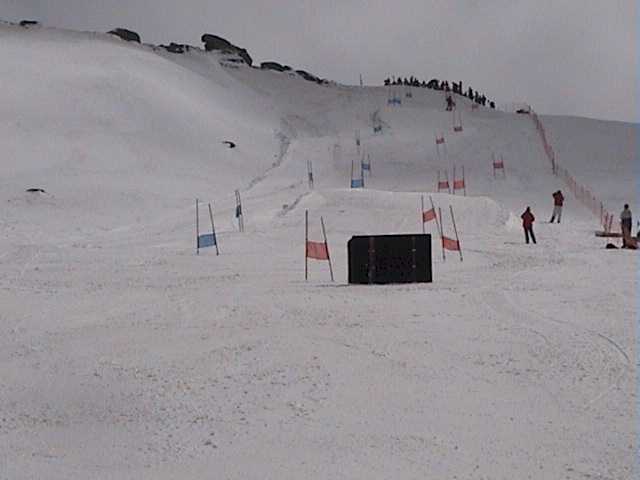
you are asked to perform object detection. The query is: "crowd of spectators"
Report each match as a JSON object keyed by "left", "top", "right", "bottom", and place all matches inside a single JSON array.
[{"left": 383, "top": 76, "right": 495, "bottom": 109}]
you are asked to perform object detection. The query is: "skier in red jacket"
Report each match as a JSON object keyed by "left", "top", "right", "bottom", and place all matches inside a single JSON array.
[
  {"left": 550, "top": 190, "right": 564, "bottom": 223},
  {"left": 521, "top": 207, "right": 536, "bottom": 244}
]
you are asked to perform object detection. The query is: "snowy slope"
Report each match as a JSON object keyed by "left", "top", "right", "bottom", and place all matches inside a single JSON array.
[{"left": 0, "top": 24, "right": 636, "bottom": 480}]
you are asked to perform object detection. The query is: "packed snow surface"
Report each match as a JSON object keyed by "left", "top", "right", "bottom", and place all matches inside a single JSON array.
[{"left": 0, "top": 24, "right": 636, "bottom": 479}]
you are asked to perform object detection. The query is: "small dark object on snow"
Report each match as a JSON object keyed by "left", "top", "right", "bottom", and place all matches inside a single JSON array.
[
  {"left": 26, "top": 188, "right": 46, "bottom": 193},
  {"left": 605, "top": 243, "right": 618, "bottom": 249},
  {"left": 160, "top": 43, "right": 187, "bottom": 54},
  {"left": 222, "top": 141, "right": 236, "bottom": 149},
  {"left": 20, "top": 20, "right": 39, "bottom": 27},
  {"left": 260, "top": 62, "right": 289, "bottom": 72},
  {"left": 108, "top": 28, "right": 141, "bottom": 43}
]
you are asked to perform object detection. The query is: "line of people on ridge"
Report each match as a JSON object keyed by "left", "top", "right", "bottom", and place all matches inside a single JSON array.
[
  {"left": 383, "top": 76, "right": 496, "bottom": 109},
  {"left": 519, "top": 191, "right": 637, "bottom": 248}
]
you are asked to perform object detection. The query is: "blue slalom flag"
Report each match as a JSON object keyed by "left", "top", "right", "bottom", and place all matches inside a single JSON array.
[
  {"left": 351, "top": 178, "right": 364, "bottom": 188},
  {"left": 235, "top": 204, "right": 242, "bottom": 218},
  {"left": 198, "top": 233, "right": 217, "bottom": 248},
  {"left": 361, "top": 161, "right": 370, "bottom": 172}
]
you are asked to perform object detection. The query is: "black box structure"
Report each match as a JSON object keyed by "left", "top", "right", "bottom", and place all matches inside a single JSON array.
[{"left": 348, "top": 234, "right": 432, "bottom": 284}]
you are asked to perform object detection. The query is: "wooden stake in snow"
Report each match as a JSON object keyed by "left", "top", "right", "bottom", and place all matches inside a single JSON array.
[
  {"left": 439, "top": 207, "right": 445, "bottom": 261},
  {"left": 421, "top": 195, "right": 426, "bottom": 234},
  {"left": 320, "top": 216, "right": 334, "bottom": 282},
  {"left": 235, "top": 189, "right": 244, "bottom": 232},
  {"left": 305, "top": 209, "right": 309, "bottom": 281},
  {"left": 430, "top": 196, "right": 442, "bottom": 237},
  {"left": 307, "top": 160, "right": 314, "bottom": 189},
  {"left": 208, "top": 203, "right": 220, "bottom": 256},
  {"left": 196, "top": 198, "right": 200, "bottom": 255},
  {"left": 449, "top": 205, "right": 463, "bottom": 262}
]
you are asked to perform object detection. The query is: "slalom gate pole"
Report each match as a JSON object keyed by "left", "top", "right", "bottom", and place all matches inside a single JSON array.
[
  {"left": 421, "top": 195, "right": 426, "bottom": 234},
  {"left": 196, "top": 198, "right": 200, "bottom": 255},
  {"left": 450, "top": 205, "right": 463, "bottom": 262},
  {"left": 239, "top": 191, "right": 244, "bottom": 232},
  {"left": 430, "top": 196, "right": 442, "bottom": 238},
  {"left": 492, "top": 153, "right": 496, "bottom": 179},
  {"left": 305, "top": 210, "right": 309, "bottom": 281},
  {"left": 453, "top": 165, "right": 456, "bottom": 194},
  {"left": 463, "top": 166, "right": 466, "bottom": 196},
  {"left": 350, "top": 157, "right": 354, "bottom": 186},
  {"left": 320, "top": 216, "right": 334, "bottom": 282},
  {"left": 235, "top": 190, "right": 244, "bottom": 233},
  {"left": 439, "top": 207, "right": 446, "bottom": 261},
  {"left": 446, "top": 170, "right": 451, "bottom": 194},
  {"left": 208, "top": 203, "right": 219, "bottom": 256}
]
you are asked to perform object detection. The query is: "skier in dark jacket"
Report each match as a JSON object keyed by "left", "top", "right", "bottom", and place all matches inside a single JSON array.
[
  {"left": 550, "top": 190, "right": 564, "bottom": 223},
  {"left": 521, "top": 207, "right": 536, "bottom": 244},
  {"left": 445, "top": 95, "right": 455, "bottom": 111},
  {"left": 620, "top": 204, "right": 633, "bottom": 247}
]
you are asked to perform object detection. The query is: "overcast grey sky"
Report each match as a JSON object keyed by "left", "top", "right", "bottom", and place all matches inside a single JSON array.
[{"left": 2, "top": 0, "right": 637, "bottom": 122}]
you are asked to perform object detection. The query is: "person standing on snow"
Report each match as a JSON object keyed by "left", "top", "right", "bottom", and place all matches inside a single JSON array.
[
  {"left": 550, "top": 190, "right": 564, "bottom": 223},
  {"left": 445, "top": 94, "right": 455, "bottom": 111},
  {"left": 521, "top": 207, "right": 536, "bottom": 244},
  {"left": 620, "top": 204, "right": 632, "bottom": 246}
]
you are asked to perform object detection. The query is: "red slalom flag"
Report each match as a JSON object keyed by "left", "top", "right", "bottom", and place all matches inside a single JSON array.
[
  {"left": 423, "top": 208, "right": 437, "bottom": 223},
  {"left": 306, "top": 241, "right": 329, "bottom": 260},
  {"left": 442, "top": 236, "right": 461, "bottom": 251},
  {"left": 436, "top": 136, "right": 445, "bottom": 145},
  {"left": 438, "top": 180, "right": 450, "bottom": 189},
  {"left": 453, "top": 179, "right": 465, "bottom": 189}
]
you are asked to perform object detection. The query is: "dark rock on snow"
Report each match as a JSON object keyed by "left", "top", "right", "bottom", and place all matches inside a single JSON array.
[
  {"left": 260, "top": 62, "right": 289, "bottom": 72},
  {"left": 201, "top": 34, "right": 252, "bottom": 66},
  {"left": 160, "top": 43, "right": 191, "bottom": 54},
  {"left": 108, "top": 28, "right": 141, "bottom": 43}
]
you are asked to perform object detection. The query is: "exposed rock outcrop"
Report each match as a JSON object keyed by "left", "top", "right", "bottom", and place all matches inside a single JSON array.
[
  {"left": 201, "top": 34, "right": 252, "bottom": 66},
  {"left": 260, "top": 62, "right": 291, "bottom": 72},
  {"left": 108, "top": 28, "right": 141, "bottom": 43}
]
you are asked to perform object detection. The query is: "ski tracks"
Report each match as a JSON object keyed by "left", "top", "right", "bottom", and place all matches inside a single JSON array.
[{"left": 477, "top": 234, "right": 631, "bottom": 411}]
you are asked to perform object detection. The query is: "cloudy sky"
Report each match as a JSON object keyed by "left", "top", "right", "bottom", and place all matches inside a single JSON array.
[{"left": 2, "top": 0, "right": 637, "bottom": 122}]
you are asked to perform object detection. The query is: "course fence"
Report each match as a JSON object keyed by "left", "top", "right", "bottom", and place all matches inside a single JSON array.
[{"left": 530, "top": 109, "right": 613, "bottom": 232}]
